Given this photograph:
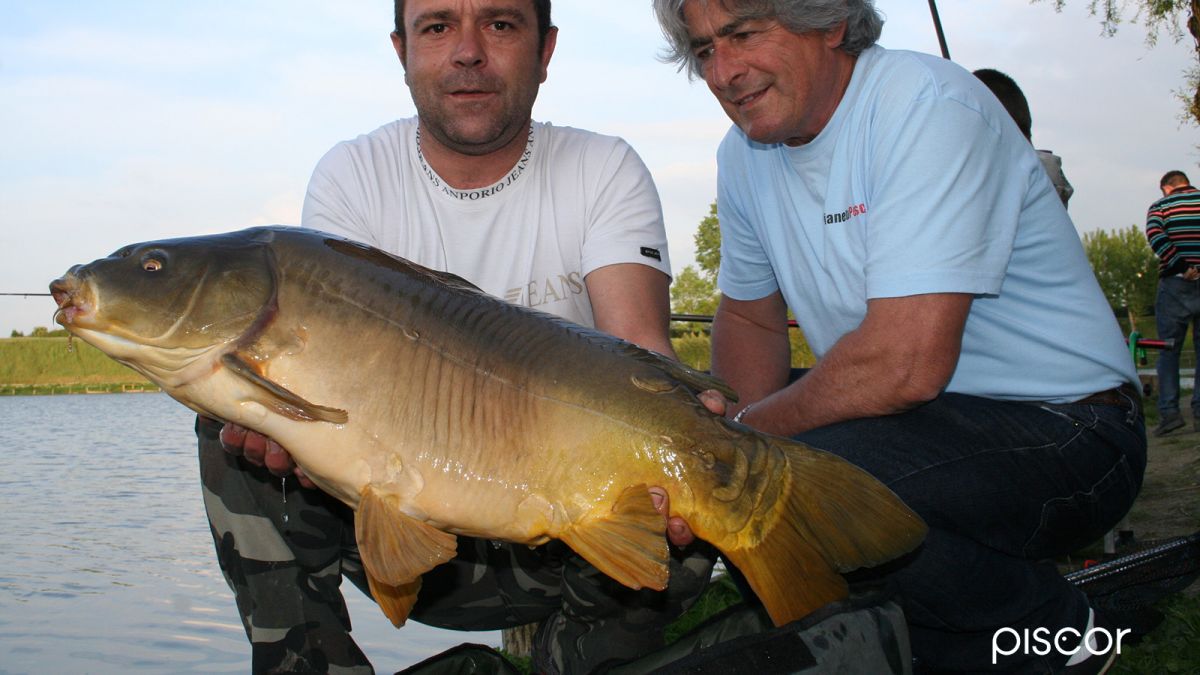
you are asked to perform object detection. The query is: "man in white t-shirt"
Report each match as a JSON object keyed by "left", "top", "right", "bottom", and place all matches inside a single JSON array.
[
  {"left": 654, "top": 0, "right": 1145, "bottom": 672},
  {"left": 196, "top": 2, "right": 713, "bottom": 673}
]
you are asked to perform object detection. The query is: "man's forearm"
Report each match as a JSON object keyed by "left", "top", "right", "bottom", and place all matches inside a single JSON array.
[
  {"left": 742, "top": 328, "right": 937, "bottom": 437},
  {"left": 725, "top": 294, "right": 970, "bottom": 438}
]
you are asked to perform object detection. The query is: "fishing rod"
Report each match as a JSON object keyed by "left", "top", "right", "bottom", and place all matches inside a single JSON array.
[
  {"left": 1, "top": 293, "right": 52, "bottom": 297},
  {"left": 928, "top": 0, "right": 951, "bottom": 60}
]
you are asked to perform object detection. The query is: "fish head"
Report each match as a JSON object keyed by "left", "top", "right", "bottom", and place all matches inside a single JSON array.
[{"left": 49, "top": 229, "right": 277, "bottom": 387}]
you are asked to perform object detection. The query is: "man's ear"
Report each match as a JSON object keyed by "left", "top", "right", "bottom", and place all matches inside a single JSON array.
[
  {"left": 825, "top": 20, "right": 848, "bottom": 49},
  {"left": 391, "top": 31, "right": 408, "bottom": 71},
  {"left": 539, "top": 26, "right": 559, "bottom": 84}
]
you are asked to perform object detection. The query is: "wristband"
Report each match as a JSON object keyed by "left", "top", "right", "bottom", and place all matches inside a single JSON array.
[{"left": 732, "top": 402, "right": 755, "bottom": 424}]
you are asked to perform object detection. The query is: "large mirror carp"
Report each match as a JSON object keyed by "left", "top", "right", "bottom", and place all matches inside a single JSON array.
[{"left": 50, "top": 226, "right": 925, "bottom": 628}]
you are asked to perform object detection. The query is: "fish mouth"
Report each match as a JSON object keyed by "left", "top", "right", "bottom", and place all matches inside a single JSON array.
[{"left": 49, "top": 275, "right": 92, "bottom": 328}]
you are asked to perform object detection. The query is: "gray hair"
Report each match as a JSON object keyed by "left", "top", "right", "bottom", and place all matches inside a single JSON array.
[{"left": 653, "top": 0, "right": 883, "bottom": 78}]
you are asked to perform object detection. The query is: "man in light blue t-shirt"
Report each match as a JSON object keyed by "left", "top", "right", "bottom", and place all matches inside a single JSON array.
[{"left": 654, "top": 0, "right": 1146, "bottom": 672}]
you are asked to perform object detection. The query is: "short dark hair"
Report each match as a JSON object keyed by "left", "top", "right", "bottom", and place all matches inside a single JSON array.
[
  {"left": 1161, "top": 170, "right": 1190, "bottom": 188},
  {"left": 972, "top": 68, "right": 1032, "bottom": 141},
  {"left": 394, "top": 0, "right": 554, "bottom": 52}
]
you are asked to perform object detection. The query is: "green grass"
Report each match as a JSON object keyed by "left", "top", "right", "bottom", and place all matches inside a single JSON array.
[
  {"left": 0, "top": 336, "right": 151, "bottom": 392},
  {"left": 1113, "top": 594, "right": 1200, "bottom": 674}
]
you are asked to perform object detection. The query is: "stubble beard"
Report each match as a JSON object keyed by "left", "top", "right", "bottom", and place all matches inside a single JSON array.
[
  {"left": 413, "top": 76, "right": 537, "bottom": 157},
  {"left": 421, "top": 106, "right": 529, "bottom": 157}
]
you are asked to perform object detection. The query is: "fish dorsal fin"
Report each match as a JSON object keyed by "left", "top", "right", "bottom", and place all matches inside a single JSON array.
[
  {"left": 655, "top": 358, "right": 738, "bottom": 402},
  {"left": 354, "top": 486, "right": 457, "bottom": 626},
  {"left": 559, "top": 484, "right": 669, "bottom": 591},
  {"left": 221, "top": 352, "right": 348, "bottom": 423},
  {"left": 616, "top": 343, "right": 738, "bottom": 402}
]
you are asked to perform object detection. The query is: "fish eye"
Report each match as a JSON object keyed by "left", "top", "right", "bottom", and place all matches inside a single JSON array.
[{"left": 140, "top": 250, "right": 167, "bottom": 273}]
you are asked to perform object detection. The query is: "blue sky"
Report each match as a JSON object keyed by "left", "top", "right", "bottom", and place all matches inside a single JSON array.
[{"left": 3, "top": 0, "right": 1198, "bottom": 335}]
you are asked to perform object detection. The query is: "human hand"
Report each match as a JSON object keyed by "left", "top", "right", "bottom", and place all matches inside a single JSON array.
[
  {"left": 219, "top": 423, "right": 316, "bottom": 489},
  {"left": 648, "top": 487, "right": 695, "bottom": 547},
  {"left": 697, "top": 388, "right": 728, "bottom": 417},
  {"left": 1185, "top": 267, "right": 1200, "bottom": 281}
]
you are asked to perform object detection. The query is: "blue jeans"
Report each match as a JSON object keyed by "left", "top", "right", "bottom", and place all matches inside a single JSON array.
[
  {"left": 1155, "top": 276, "right": 1200, "bottom": 416},
  {"left": 794, "top": 391, "right": 1146, "bottom": 673}
]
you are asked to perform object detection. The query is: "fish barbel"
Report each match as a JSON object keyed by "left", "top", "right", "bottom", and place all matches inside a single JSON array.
[{"left": 49, "top": 226, "right": 925, "bottom": 628}]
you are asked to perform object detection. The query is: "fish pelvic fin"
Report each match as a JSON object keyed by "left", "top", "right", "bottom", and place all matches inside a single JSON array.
[
  {"left": 366, "top": 577, "right": 421, "bottom": 629},
  {"left": 560, "top": 484, "right": 669, "bottom": 591},
  {"left": 722, "top": 441, "right": 927, "bottom": 627},
  {"left": 221, "top": 352, "right": 348, "bottom": 423},
  {"left": 354, "top": 486, "right": 457, "bottom": 626}
]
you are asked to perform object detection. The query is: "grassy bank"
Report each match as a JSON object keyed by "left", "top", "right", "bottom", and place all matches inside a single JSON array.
[{"left": 0, "top": 337, "right": 154, "bottom": 393}]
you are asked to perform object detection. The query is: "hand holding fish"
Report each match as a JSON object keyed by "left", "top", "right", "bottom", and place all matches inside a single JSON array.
[{"left": 215, "top": 421, "right": 317, "bottom": 489}]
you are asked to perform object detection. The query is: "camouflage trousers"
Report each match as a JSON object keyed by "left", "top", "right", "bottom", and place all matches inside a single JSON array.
[{"left": 196, "top": 416, "right": 717, "bottom": 675}]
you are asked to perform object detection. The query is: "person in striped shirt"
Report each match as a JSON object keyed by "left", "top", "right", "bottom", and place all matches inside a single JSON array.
[{"left": 1146, "top": 170, "right": 1200, "bottom": 435}]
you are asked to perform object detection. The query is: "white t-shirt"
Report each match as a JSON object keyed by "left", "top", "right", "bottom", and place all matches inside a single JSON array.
[{"left": 301, "top": 119, "right": 672, "bottom": 328}]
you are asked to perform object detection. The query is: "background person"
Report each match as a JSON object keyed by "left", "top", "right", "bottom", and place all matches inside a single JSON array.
[
  {"left": 1145, "top": 169, "right": 1200, "bottom": 436},
  {"left": 972, "top": 67, "right": 1074, "bottom": 207},
  {"left": 653, "top": 0, "right": 1146, "bottom": 671},
  {"left": 198, "top": 1, "right": 714, "bottom": 673}
]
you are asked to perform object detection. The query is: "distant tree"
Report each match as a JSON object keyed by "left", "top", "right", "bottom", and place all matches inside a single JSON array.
[
  {"left": 671, "top": 266, "right": 720, "bottom": 318},
  {"left": 1082, "top": 224, "right": 1159, "bottom": 330},
  {"left": 694, "top": 201, "right": 721, "bottom": 281},
  {"left": 669, "top": 199, "right": 816, "bottom": 367},
  {"left": 671, "top": 201, "right": 722, "bottom": 336},
  {"left": 1040, "top": 0, "right": 1200, "bottom": 124},
  {"left": 31, "top": 326, "right": 50, "bottom": 337},
  {"left": 10, "top": 330, "right": 23, "bottom": 338}
]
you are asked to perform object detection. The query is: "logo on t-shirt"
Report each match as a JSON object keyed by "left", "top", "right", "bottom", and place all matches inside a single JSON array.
[
  {"left": 506, "top": 272, "right": 586, "bottom": 308},
  {"left": 824, "top": 202, "right": 868, "bottom": 225},
  {"left": 640, "top": 246, "right": 662, "bottom": 261}
]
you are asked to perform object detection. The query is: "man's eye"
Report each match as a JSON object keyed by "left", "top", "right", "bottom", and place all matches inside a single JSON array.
[
  {"left": 490, "top": 21, "right": 512, "bottom": 31},
  {"left": 694, "top": 46, "right": 714, "bottom": 61},
  {"left": 423, "top": 23, "right": 448, "bottom": 34}
]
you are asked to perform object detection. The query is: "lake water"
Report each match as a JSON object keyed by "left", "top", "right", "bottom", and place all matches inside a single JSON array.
[{"left": 0, "top": 393, "right": 500, "bottom": 674}]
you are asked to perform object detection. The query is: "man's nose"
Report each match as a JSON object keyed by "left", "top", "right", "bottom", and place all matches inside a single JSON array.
[
  {"left": 453, "top": 27, "right": 486, "bottom": 67},
  {"left": 706, "top": 43, "right": 745, "bottom": 90}
]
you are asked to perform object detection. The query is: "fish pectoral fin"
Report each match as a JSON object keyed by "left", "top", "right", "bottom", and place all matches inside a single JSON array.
[
  {"left": 559, "top": 484, "right": 669, "bottom": 591},
  {"left": 355, "top": 485, "right": 458, "bottom": 587},
  {"left": 354, "top": 486, "right": 457, "bottom": 627},
  {"left": 365, "top": 576, "right": 422, "bottom": 628},
  {"left": 221, "top": 352, "right": 348, "bottom": 423}
]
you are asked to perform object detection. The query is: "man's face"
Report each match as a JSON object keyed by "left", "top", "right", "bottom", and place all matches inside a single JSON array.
[
  {"left": 682, "top": 0, "right": 851, "bottom": 146},
  {"left": 395, "top": 0, "right": 556, "bottom": 156}
]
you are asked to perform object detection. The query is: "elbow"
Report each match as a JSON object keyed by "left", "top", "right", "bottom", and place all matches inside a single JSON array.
[{"left": 891, "top": 359, "right": 957, "bottom": 410}]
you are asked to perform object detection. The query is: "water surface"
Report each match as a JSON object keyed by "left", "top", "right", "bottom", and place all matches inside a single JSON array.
[{"left": 0, "top": 393, "right": 499, "bottom": 673}]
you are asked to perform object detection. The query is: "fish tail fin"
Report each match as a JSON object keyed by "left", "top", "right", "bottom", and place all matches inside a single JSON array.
[{"left": 721, "top": 439, "right": 926, "bottom": 627}]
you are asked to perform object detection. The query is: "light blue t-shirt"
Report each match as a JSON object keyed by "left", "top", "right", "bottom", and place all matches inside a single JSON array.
[{"left": 716, "top": 45, "right": 1136, "bottom": 402}]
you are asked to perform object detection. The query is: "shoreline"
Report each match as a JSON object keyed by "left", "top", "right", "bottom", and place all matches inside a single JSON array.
[{"left": 0, "top": 383, "right": 161, "bottom": 396}]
